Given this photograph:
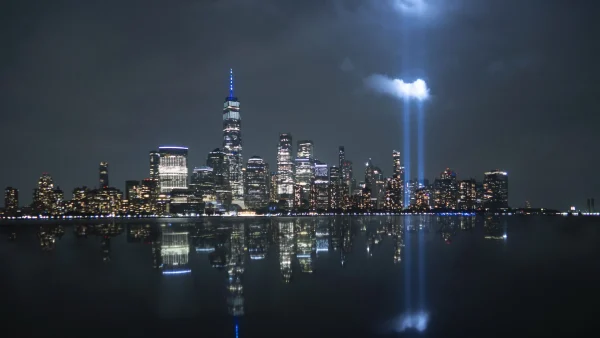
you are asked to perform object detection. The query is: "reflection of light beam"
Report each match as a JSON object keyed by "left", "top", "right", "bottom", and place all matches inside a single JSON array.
[
  {"left": 404, "top": 219, "right": 411, "bottom": 311},
  {"left": 162, "top": 270, "right": 191, "bottom": 275},
  {"left": 418, "top": 219, "right": 425, "bottom": 309}
]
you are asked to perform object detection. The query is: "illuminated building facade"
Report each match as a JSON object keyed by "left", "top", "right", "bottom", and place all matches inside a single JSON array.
[
  {"left": 384, "top": 176, "right": 402, "bottom": 211},
  {"left": 483, "top": 170, "right": 509, "bottom": 210},
  {"left": 414, "top": 188, "right": 431, "bottom": 210},
  {"left": 458, "top": 179, "right": 477, "bottom": 210},
  {"left": 293, "top": 184, "right": 305, "bottom": 209},
  {"left": 433, "top": 168, "right": 459, "bottom": 209},
  {"left": 373, "top": 166, "right": 385, "bottom": 209},
  {"left": 222, "top": 69, "right": 244, "bottom": 201},
  {"left": 328, "top": 166, "right": 342, "bottom": 210},
  {"left": 125, "top": 180, "right": 140, "bottom": 201},
  {"left": 158, "top": 146, "right": 188, "bottom": 193},
  {"left": 190, "top": 166, "right": 216, "bottom": 203},
  {"left": 295, "top": 140, "right": 314, "bottom": 201},
  {"left": 4, "top": 187, "right": 18, "bottom": 212},
  {"left": 32, "top": 173, "right": 59, "bottom": 214},
  {"left": 207, "top": 148, "right": 231, "bottom": 207},
  {"left": 269, "top": 172, "right": 278, "bottom": 202},
  {"left": 99, "top": 162, "right": 109, "bottom": 188},
  {"left": 311, "top": 160, "right": 329, "bottom": 211},
  {"left": 360, "top": 188, "right": 372, "bottom": 211},
  {"left": 341, "top": 159, "right": 353, "bottom": 195},
  {"left": 149, "top": 150, "right": 160, "bottom": 180},
  {"left": 88, "top": 187, "right": 122, "bottom": 215},
  {"left": 277, "top": 133, "right": 294, "bottom": 207},
  {"left": 244, "top": 156, "right": 269, "bottom": 209}
]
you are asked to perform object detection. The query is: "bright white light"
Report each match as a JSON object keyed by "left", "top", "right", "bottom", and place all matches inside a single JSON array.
[
  {"left": 503, "top": 234, "right": 507, "bottom": 239},
  {"left": 393, "top": 311, "right": 429, "bottom": 332},
  {"left": 364, "top": 74, "right": 430, "bottom": 101},
  {"left": 394, "top": 0, "right": 428, "bottom": 14}
]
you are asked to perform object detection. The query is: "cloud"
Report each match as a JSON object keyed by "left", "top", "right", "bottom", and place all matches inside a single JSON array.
[
  {"left": 364, "top": 74, "right": 430, "bottom": 100},
  {"left": 393, "top": 0, "right": 428, "bottom": 15},
  {"left": 339, "top": 57, "right": 355, "bottom": 72}
]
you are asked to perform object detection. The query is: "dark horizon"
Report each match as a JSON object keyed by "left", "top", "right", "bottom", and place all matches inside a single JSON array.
[{"left": 1, "top": 0, "right": 598, "bottom": 209}]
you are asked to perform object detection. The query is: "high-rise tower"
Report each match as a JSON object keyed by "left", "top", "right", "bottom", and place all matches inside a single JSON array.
[
  {"left": 223, "top": 69, "right": 244, "bottom": 202},
  {"left": 277, "top": 133, "right": 294, "bottom": 207},
  {"left": 158, "top": 146, "right": 188, "bottom": 193},
  {"left": 99, "top": 162, "right": 109, "bottom": 188}
]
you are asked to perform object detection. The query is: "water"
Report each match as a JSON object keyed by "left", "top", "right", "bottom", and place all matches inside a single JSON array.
[{"left": 1, "top": 216, "right": 599, "bottom": 337}]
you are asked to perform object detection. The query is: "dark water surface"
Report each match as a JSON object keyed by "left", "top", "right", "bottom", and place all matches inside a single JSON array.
[{"left": 1, "top": 216, "right": 599, "bottom": 337}]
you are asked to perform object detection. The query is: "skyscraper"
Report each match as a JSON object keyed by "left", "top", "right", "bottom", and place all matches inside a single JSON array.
[
  {"left": 311, "top": 160, "right": 329, "bottom": 210},
  {"left": 269, "top": 172, "right": 278, "bottom": 202},
  {"left": 244, "top": 156, "right": 269, "bottom": 209},
  {"left": 149, "top": 151, "right": 160, "bottom": 180},
  {"left": 295, "top": 140, "right": 314, "bottom": 201},
  {"left": 99, "top": 162, "right": 109, "bottom": 188},
  {"left": 222, "top": 69, "right": 244, "bottom": 201},
  {"left": 207, "top": 148, "right": 231, "bottom": 207},
  {"left": 158, "top": 146, "right": 188, "bottom": 193},
  {"left": 125, "top": 180, "right": 140, "bottom": 201},
  {"left": 483, "top": 170, "right": 509, "bottom": 210},
  {"left": 32, "top": 173, "right": 54, "bottom": 214},
  {"left": 458, "top": 179, "right": 477, "bottom": 210},
  {"left": 338, "top": 146, "right": 345, "bottom": 176},
  {"left": 190, "top": 166, "right": 216, "bottom": 203},
  {"left": 433, "top": 168, "right": 459, "bottom": 209},
  {"left": 277, "top": 133, "right": 294, "bottom": 207},
  {"left": 4, "top": 187, "right": 18, "bottom": 212}
]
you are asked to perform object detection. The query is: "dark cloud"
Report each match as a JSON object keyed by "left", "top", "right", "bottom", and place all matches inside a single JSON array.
[{"left": 0, "top": 0, "right": 598, "bottom": 209}]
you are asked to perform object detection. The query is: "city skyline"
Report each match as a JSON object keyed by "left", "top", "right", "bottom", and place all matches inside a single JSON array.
[{"left": 0, "top": 0, "right": 598, "bottom": 209}]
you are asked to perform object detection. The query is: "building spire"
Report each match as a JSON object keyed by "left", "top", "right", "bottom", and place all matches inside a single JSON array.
[{"left": 229, "top": 68, "right": 234, "bottom": 98}]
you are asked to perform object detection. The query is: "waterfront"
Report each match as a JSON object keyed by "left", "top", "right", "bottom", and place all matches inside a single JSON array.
[{"left": 1, "top": 216, "right": 598, "bottom": 337}]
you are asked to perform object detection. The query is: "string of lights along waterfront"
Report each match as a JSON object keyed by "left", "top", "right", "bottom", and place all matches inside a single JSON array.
[{"left": 0, "top": 70, "right": 593, "bottom": 219}]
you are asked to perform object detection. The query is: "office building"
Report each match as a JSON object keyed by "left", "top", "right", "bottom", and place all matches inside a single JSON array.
[
  {"left": 207, "top": 148, "right": 232, "bottom": 207},
  {"left": 222, "top": 69, "right": 244, "bottom": 201},
  {"left": 125, "top": 180, "right": 140, "bottom": 201},
  {"left": 295, "top": 140, "right": 314, "bottom": 198},
  {"left": 149, "top": 151, "right": 160, "bottom": 180},
  {"left": 32, "top": 173, "right": 56, "bottom": 214},
  {"left": 4, "top": 187, "right": 18, "bottom": 212},
  {"left": 311, "top": 160, "right": 329, "bottom": 210},
  {"left": 158, "top": 146, "right": 188, "bottom": 193},
  {"left": 433, "top": 168, "right": 459, "bottom": 209},
  {"left": 190, "top": 166, "right": 216, "bottom": 203},
  {"left": 483, "top": 170, "right": 509, "bottom": 210},
  {"left": 277, "top": 133, "right": 294, "bottom": 207},
  {"left": 269, "top": 172, "right": 278, "bottom": 202},
  {"left": 458, "top": 179, "right": 477, "bottom": 210},
  {"left": 244, "top": 156, "right": 269, "bottom": 209},
  {"left": 99, "top": 162, "right": 109, "bottom": 188},
  {"left": 341, "top": 160, "right": 353, "bottom": 195}
]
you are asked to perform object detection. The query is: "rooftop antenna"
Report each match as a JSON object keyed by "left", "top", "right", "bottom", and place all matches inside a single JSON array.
[{"left": 229, "top": 68, "right": 234, "bottom": 98}]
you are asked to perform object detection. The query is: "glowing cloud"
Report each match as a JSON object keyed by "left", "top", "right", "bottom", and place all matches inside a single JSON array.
[
  {"left": 394, "top": 0, "right": 428, "bottom": 14},
  {"left": 364, "top": 74, "right": 430, "bottom": 101}
]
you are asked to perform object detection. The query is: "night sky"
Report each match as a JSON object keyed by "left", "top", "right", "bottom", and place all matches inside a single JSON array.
[{"left": 1, "top": 0, "right": 598, "bottom": 209}]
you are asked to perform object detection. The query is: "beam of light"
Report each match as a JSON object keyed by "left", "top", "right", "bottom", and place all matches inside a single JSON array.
[
  {"left": 403, "top": 98, "right": 411, "bottom": 208},
  {"left": 417, "top": 101, "right": 425, "bottom": 184},
  {"left": 393, "top": 311, "right": 429, "bottom": 332},
  {"left": 364, "top": 75, "right": 429, "bottom": 101}
]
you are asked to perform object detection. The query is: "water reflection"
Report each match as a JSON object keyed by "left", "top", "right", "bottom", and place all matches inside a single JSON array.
[{"left": 4, "top": 216, "right": 509, "bottom": 324}]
